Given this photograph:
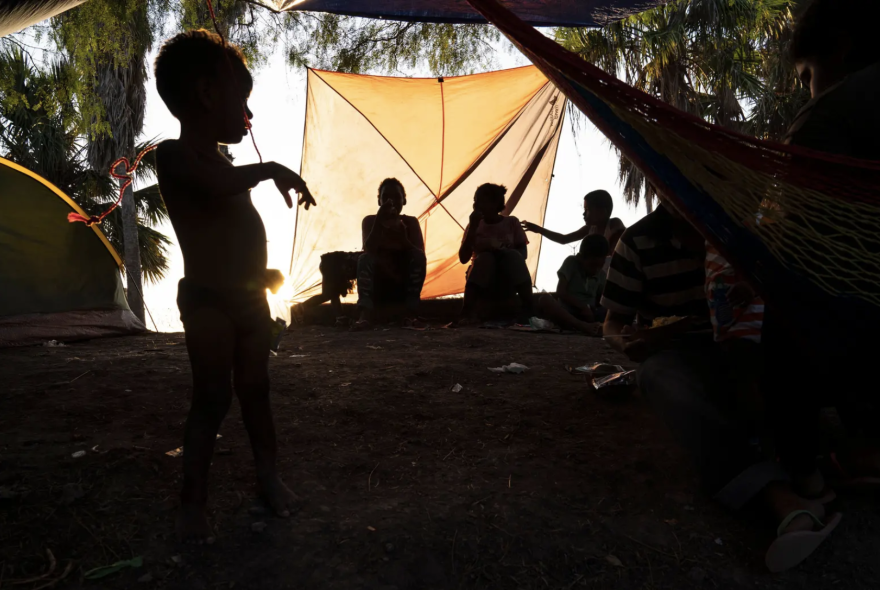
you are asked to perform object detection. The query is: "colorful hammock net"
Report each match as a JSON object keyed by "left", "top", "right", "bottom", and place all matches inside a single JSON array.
[{"left": 466, "top": 0, "right": 880, "bottom": 340}]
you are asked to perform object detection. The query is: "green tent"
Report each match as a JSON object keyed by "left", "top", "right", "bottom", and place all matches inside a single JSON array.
[{"left": 0, "top": 157, "right": 144, "bottom": 346}]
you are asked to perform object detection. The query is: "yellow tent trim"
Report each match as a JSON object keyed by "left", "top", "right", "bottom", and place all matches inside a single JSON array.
[{"left": 0, "top": 157, "right": 124, "bottom": 270}]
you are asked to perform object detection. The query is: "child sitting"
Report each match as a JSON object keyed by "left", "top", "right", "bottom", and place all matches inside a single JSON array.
[
  {"left": 154, "top": 30, "right": 316, "bottom": 543},
  {"left": 556, "top": 234, "right": 610, "bottom": 324},
  {"left": 458, "top": 183, "right": 532, "bottom": 322},
  {"left": 528, "top": 234, "right": 608, "bottom": 336}
]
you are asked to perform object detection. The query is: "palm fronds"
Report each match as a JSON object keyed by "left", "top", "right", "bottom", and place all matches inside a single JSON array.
[{"left": 557, "top": 0, "right": 810, "bottom": 207}]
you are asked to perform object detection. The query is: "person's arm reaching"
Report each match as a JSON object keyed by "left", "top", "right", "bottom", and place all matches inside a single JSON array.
[
  {"left": 521, "top": 221, "right": 590, "bottom": 245},
  {"left": 157, "top": 141, "right": 314, "bottom": 209}
]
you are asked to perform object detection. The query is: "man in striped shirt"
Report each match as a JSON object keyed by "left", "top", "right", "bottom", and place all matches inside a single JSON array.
[
  {"left": 601, "top": 202, "right": 709, "bottom": 353},
  {"left": 602, "top": 200, "right": 788, "bottom": 514}
]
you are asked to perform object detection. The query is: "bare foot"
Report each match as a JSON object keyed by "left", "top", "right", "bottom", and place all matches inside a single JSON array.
[
  {"left": 176, "top": 503, "right": 215, "bottom": 545},
  {"left": 260, "top": 475, "right": 299, "bottom": 517}
]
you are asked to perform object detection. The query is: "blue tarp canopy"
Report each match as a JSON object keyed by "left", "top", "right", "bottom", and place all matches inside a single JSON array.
[
  {"left": 273, "top": 0, "right": 666, "bottom": 27},
  {"left": 0, "top": 0, "right": 666, "bottom": 36}
]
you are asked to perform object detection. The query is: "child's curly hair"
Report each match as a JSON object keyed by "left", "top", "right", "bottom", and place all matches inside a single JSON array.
[{"left": 154, "top": 29, "right": 250, "bottom": 118}]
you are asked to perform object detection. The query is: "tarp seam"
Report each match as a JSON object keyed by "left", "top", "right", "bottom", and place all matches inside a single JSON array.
[{"left": 419, "top": 80, "right": 551, "bottom": 219}]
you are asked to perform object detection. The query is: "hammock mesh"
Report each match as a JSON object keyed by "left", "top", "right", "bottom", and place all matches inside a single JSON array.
[{"left": 467, "top": 0, "right": 880, "bottom": 336}]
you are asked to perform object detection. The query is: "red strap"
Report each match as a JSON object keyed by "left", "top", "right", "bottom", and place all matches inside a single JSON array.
[{"left": 68, "top": 144, "right": 157, "bottom": 226}]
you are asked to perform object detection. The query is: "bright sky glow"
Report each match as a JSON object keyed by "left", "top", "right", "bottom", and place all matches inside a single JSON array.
[{"left": 139, "top": 39, "right": 648, "bottom": 332}]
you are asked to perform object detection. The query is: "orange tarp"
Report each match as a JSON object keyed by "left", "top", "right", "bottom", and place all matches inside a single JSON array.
[{"left": 289, "top": 65, "right": 565, "bottom": 300}]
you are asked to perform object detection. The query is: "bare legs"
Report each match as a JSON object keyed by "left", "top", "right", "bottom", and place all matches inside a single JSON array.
[{"left": 177, "top": 306, "right": 294, "bottom": 544}]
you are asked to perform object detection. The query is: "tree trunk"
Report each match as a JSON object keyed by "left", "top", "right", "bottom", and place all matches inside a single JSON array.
[
  {"left": 118, "top": 162, "right": 145, "bottom": 324},
  {"left": 645, "top": 197, "right": 654, "bottom": 214}
]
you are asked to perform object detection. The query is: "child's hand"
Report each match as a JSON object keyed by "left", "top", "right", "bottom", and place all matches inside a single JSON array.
[
  {"left": 728, "top": 281, "right": 755, "bottom": 307},
  {"left": 272, "top": 165, "right": 314, "bottom": 210},
  {"left": 469, "top": 210, "right": 483, "bottom": 226},
  {"left": 521, "top": 220, "right": 540, "bottom": 233},
  {"left": 297, "top": 184, "right": 317, "bottom": 210}
]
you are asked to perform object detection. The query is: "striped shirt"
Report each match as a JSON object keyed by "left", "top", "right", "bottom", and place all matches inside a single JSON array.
[
  {"left": 705, "top": 243, "right": 763, "bottom": 343},
  {"left": 600, "top": 206, "right": 708, "bottom": 325}
]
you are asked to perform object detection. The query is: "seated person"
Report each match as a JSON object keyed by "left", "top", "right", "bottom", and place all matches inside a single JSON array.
[
  {"left": 603, "top": 194, "right": 838, "bottom": 572},
  {"left": 355, "top": 178, "right": 426, "bottom": 328},
  {"left": 521, "top": 189, "right": 614, "bottom": 243},
  {"left": 529, "top": 234, "right": 608, "bottom": 336},
  {"left": 556, "top": 234, "right": 609, "bottom": 323},
  {"left": 459, "top": 183, "right": 532, "bottom": 322}
]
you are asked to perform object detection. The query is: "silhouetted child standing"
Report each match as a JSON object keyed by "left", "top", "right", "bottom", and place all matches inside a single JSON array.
[{"left": 154, "top": 30, "right": 316, "bottom": 543}]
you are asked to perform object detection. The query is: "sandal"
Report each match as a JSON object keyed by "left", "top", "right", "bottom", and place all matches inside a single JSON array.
[{"left": 765, "top": 509, "right": 842, "bottom": 573}]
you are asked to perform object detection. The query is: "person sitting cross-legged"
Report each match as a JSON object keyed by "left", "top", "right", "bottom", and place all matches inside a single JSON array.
[
  {"left": 354, "top": 178, "right": 426, "bottom": 329},
  {"left": 458, "top": 183, "right": 533, "bottom": 324}
]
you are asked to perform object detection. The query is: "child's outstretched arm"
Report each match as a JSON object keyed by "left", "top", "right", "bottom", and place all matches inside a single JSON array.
[
  {"left": 157, "top": 142, "right": 314, "bottom": 209},
  {"left": 521, "top": 221, "right": 589, "bottom": 245}
]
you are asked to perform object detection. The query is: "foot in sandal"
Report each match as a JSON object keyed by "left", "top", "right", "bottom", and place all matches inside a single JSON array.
[{"left": 762, "top": 482, "right": 841, "bottom": 573}]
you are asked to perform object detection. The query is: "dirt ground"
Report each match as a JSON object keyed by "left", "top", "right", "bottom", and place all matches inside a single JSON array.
[{"left": 1, "top": 325, "right": 879, "bottom": 589}]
